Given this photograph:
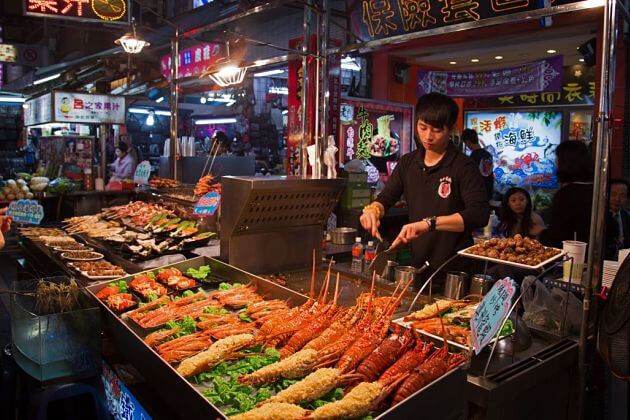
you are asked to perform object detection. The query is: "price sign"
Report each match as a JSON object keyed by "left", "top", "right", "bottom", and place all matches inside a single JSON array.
[
  {"left": 133, "top": 161, "right": 151, "bottom": 185},
  {"left": 470, "top": 277, "right": 517, "bottom": 355},
  {"left": 193, "top": 192, "right": 220, "bottom": 216},
  {"left": 6, "top": 199, "right": 44, "bottom": 225}
]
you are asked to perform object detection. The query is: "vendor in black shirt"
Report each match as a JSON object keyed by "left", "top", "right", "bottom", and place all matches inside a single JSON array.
[
  {"left": 360, "top": 93, "right": 489, "bottom": 272},
  {"left": 462, "top": 128, "right": 494, "bottom": 201}
]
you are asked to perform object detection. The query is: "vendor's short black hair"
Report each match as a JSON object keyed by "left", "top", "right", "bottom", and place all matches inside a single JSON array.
[
  {"left": 556, "top": 140, "right": 593, "bottom": 183},
  {"left": 117, "top": 142, "right": 128, "bottom": 153},
  {"left": 461, "top": 128, "right": 479, "bottom": 145},
  {"left": 415, "top": 93, "right": 459, "bottom": 130}
]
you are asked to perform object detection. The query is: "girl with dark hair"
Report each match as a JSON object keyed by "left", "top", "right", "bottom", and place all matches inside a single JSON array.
[
  {"left": 540, "top": 140, "right": 594, "bottom": 247},
  {"left": 499, "top": 187, "right": 545, "bottom": 238}
]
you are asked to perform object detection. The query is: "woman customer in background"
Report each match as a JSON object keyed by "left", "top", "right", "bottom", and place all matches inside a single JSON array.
[
  {"left": 540, "top": 141, "right": 593, "bottom": 248},
  {"left": 498, "top": 187, "right": 545, "bottom": 239}
]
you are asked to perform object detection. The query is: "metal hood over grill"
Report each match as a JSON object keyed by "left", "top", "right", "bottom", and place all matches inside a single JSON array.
[{"left": 220, "top": 176, "right": 346, "bottom": 273}]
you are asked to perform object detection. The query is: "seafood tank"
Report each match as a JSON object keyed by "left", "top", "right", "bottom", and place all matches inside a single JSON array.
[{"left": 87, "top": 257, "right": 468, "bottom": 419}]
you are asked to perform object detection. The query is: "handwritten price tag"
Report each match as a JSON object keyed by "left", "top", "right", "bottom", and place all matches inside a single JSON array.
[
  {"left": 6, "top": 199, "right": 44, "bottom": 225},
  {"left": 133, "top": 161, "right": 151, "bottom": 185},
  {"left": 470, "top": 277, "right": 517, "bottom": 355},
  {"left": 193, "top": 192, "right": 220, "bottom": 216}
]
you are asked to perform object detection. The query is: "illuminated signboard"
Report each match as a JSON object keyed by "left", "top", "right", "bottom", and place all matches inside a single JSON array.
[
  {"left": 24, "top": 0, "right": 129, "bottom": 25},
  {"left": 0, "top": 44, "right": 17, "bottom": 63},
  {"left": 160, "top": 42, "right": 222, "bottom": 80},
  {"left": 465, "top": 111, "right": 562, "bottom": 189}
]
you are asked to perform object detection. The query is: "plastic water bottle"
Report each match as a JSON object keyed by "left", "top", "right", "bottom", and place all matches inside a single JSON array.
[
  {"left": 351, "top": 237, "right": 364, "bottom": 274},
  {"left": 364, "top": 241, "right": 376, "bottom": 272},
  {"left": 484, "top": 210, "right": 496, "bottom": 237}
]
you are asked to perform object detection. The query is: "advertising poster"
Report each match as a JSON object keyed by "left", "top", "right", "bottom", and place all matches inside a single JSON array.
[
  {"left": 340, "top": 97, "right": 413, "bottom": 174},
  {"left": 465, "top": 111, "right": 562, "bottom": 189}
]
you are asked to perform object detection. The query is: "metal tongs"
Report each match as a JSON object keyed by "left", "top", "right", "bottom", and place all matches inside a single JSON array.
[{"left": 367, "top": 229, "right": 396, "bottom": 275}]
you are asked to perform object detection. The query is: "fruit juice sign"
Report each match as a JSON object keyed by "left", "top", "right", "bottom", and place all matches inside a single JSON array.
[{"left": 465, "top": 111, "right": 562, "bottom": 189}]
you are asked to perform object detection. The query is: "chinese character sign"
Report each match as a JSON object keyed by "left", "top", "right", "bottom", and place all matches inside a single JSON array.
[
  {"left": 470, "top": 277, "right": 517, "bottom": 355},
  {"left": 24, "top": 0, "right": 129, "bottom": 25},
  {"left": 466, "top": 111, "right": 562, "bottom": 189},
  {"left": 417, "top": 56, "right": 563, "bottom": 97},
  {"left": 340, "top": 98, "right": 413, "bottom": 173},
  {"left": 347, "top": 0, "right": 581, "bottom": 42},
  {"left": 133, "top": 161, "right": 151, "bottom": 185},
  {"left": 54, "top": 92, "right": 125, "bottom": 124},
  {"left": 193, "top": 191, "right": 221, "bottom": 216},
  {"left": 24, "top": 93, "right": 53, "bottom": 126},
  {"left": 160, "top": 42, "right": 222, "bottom": 81},
  {"left": 101, "top": 362, "right": 152, "bottom": 420}
]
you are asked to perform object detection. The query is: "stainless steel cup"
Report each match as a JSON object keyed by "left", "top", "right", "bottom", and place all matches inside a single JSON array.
[
  {"left": 444, "top": 271, "right": 469, "bottom": 299},
  {"left": 470, "top": 274, "right": 494, "bottom": 297},
  {"left": 381, "top": 260, "right": 398, "bottom": 282}
]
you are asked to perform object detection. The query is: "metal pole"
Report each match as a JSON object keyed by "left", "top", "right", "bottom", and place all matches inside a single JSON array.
[
  {"left": 300, "top": 0, "right": 312, "bottom": 177},
  {"left": 99, "top": 124, "right": 107, "bottom": 183},
  {"left": 313, "top": 10, "right": 321, "bottom": 178},
  {"left": 578, "top": 0, "right": 617, "bottom": 417},
  {"left": 318, "top": 0, "right": 331, "bottom": 179},
  {"left": 170, "top": 29, "right": 179, "bottom": 181}
]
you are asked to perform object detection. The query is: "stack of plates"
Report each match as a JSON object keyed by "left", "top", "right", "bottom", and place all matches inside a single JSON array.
[{"left": 603, "top": 260, "right": 620, "bottom": 288}]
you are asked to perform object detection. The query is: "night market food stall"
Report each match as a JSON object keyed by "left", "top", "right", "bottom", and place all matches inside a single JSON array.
[{"left": 4, "top": 0, "right": 627, "bottom": 419}]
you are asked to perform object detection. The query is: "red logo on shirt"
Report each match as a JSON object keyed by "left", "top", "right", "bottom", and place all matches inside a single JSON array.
[{"left": 438, "top": 176, "right": 452, "bottom": 198}]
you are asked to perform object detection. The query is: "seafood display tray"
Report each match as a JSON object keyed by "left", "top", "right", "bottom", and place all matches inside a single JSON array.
[
  {"left": 392, "top": 316, "right": 512, "bottom": 353},
  {"left": 458, "top": 246, "right": 566, "bottom": 270},
  {"left": 87, "top": 257, "right": 468, "bottom": 419}
]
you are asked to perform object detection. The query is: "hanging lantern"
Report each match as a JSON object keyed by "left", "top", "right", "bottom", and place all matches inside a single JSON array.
[{"left": 115, "top": 19, "right": 150, "bottom": 54}]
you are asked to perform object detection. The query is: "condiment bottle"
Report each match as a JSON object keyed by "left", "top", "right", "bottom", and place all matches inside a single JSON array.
[
  {"left": 364, "top": 241, "right": 376, "bottom": 269},
  {"left": 351, "top": 237, "right": 364, "bottom": 274}
]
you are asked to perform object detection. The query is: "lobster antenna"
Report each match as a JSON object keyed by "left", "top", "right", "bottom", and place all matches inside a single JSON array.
[
  {"left": 333, "top": 272, "right": 340, "bottom": 307},
  {"left": 380, "top": 279, "right": 403, "bottom": 317},
  {"left": 323, "top": 259, "right": 333, "bottom": 304},
  {"left": 309, "top": 248, "right": 316, "bottom": 300},
  {"left": 385, "top": 277, "right": 414, "bottom": 319},
  {"left": 365, "top": 271, "right": 377, "bottom": 318},
  {"left": 318, "top": 258, "right": 334, "bottom": 303}
]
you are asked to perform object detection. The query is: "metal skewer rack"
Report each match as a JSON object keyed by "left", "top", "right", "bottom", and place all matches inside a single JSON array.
[{"left": 220, "top": 176, "right": 346, "bottom": 273}]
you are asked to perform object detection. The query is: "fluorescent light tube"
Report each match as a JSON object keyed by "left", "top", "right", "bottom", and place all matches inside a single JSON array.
[
  {"left": 33, "top": 73, "right": 61, "bottom": 85},
  {"left": 194, "top": 118, "right": 237, "bottom": 125},
  {"left": 254, "top": 69, "right": 285, "bottom": 77}
]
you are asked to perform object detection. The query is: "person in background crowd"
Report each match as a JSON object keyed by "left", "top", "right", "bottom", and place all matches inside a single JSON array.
[
  {"left": 462, "top": 128, "right": 494, "bottom": 201},
  {"left": 109, "top": 142, "right": 137, "bottom": 181},
  {"left": 0, "top": 208, "right": 11, "bottom": 250},
  {"left": 605, "top": 178, "right": 630, "bottom": 259},
  {"left": 360, "top": 93, "right": 489, "bottom": 275},
  {"left": 498, "top": 187, "right": 545, "bottom": 238},
  {"left": 540, "top": 141, "right": 593, "bottom": 248},
  {"left": 211, "top": 131, "right": 231, "bottom": 156}
]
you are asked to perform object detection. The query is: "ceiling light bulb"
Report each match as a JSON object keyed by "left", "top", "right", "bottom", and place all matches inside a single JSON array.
[
  {"left": 470, "top": 58, "right": 480, "bottom": 63},
  {"left": 449, "top": 61, "right": 457, "bottom": 65},
  {"left": 494, "top": 56, "right": 503, "bottom": 60},
  {"left": 579, "top": 58, "right": 585, "bottom": 62},
  {"left": 200, "top": 97, "right": 207, "bottom": 104},
  {"left": 145, "top": 111, "right": 155, "bottom": 126},
  {"left": 546, "top": 49, "right": 557, "bottom": 54}
]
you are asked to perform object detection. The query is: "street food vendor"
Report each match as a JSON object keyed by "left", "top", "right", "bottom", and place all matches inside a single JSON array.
[
  {"left": 109, "top": 142, "right": 137, "bottom": 181},
  {"left": 360, "top": 93, "right": 489, "bottom": 273}
]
